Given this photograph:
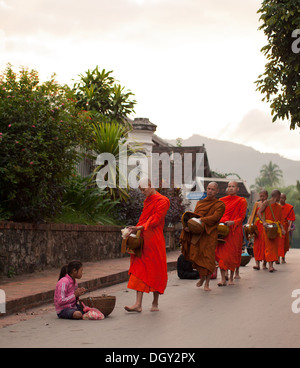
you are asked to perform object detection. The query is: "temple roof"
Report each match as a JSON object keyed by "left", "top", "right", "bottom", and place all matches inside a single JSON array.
[{"left": 132, "top": 117, "right": 157, "bottom": 132}]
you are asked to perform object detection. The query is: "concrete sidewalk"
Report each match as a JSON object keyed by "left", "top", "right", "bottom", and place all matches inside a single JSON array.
[{"left": 0, "top": 250, "right": 181, "bottom": 316}]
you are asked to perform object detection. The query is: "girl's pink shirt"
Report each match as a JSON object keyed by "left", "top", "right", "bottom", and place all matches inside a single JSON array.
[{"left": 54, "top": 274, "right": 78, "bottom": 313}]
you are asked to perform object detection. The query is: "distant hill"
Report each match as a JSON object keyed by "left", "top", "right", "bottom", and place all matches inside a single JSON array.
[{"left": 167, "top": 134, "right": 300, "bottom": 187}]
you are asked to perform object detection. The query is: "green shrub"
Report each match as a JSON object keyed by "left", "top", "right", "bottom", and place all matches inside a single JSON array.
[
  {"left": 52, "top": 174, "right": 120, "bottom": 225},
  {"left": 0, "top": 64, "right": 92, "bottom": 222}
]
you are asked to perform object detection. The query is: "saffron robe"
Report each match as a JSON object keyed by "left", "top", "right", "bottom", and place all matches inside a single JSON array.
[
  {"left": 278, "top": 203, "right": 295, "bottom": 257},
  {"left": 253, "top": 202, "right": 265, "bottom": 262},
  {"left": 215, "top": 195, "right": 247, "bottom": 272},
  {"left": 128, "top": 192, "right": 170, "bottom": 294},
  {"left": 180, "top": 198, "right": 225, "bottom": 276},
  {"left": 262, "top": 202, "right": 282, "bottom": 262}
]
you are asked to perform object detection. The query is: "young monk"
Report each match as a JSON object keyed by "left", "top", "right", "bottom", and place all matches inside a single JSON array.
[
  {"left": 180, "top": 182, "right": 225, "bottom": 291},
  {"left": 278, "top": 193, "right": 296, "bottom": 263},
  {"left": 257, "top": 189, "right": 285, "bottom": 272},
  {"left": 215, "top": 181, "right": 247, "bottom": 286},
  {"left": 252, "top": 190, "right": 268, "bottom": 270},
  {"left": 124, "top": 178, "right": 170, "bottom": 313}
]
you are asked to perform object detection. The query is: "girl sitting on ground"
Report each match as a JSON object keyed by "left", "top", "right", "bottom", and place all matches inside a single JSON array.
[{"left": 54, "top": 260, "right": 86, "bottom": 319}]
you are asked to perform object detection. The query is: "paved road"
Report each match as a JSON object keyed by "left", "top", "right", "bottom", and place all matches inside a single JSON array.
[{"left": 1, "top": 249, "right": 300, "bottom": 348}]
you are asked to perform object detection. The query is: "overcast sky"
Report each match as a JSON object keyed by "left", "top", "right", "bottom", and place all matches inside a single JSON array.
[{"left": 0, "top": 0, "right": 299, "bottom": 160}]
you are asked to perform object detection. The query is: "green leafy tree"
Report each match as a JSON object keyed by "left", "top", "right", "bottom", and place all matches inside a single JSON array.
[
  {"left": 252, "top": 161, "right": 283, "bottom": 191},
  {"left": 210, "top": 171, "right": 241, "bottom": 180},
  {"left": 91, "top": 118, "right": 136, "bottom": 201},
  {"left": 176, "top": 138, "right": 183, "bottom": 147},
  {"left": 259, "top": 161, "right": 283, "bottom": 186},
  {"left": 296, "top": 180, "right": 300, "bottom": 200},
  {"left": 0, "top": 64, "right": 92, "bottom": 222},
  {"left": 73, "top": 66, "right": 138, "bottom": 202},
  {"left": 256, "top": 0, "right": 300, "bottom": 129},
  {"left": 73, "top": 66, "right": 136, "bottom": 125}
]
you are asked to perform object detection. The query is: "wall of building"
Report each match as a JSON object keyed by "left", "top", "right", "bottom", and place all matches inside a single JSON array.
[{"left": 0, "top": 222, "right": 177, "bottom": 277}]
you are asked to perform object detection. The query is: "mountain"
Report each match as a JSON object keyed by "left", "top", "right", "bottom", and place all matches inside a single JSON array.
[{"left": 166, "top": 134, "right": 300, "bottom": 187}]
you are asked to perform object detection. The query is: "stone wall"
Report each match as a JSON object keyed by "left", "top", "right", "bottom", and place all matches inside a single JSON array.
[{"left": 0, "top": 221, "right": 177, "bottom": 277}]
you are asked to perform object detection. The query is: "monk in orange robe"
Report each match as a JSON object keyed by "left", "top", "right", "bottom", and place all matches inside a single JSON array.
[
  {"left": 215, "top": 181, "right": 247, "bottom": 286},
  {"left": 124, "top": 178, "right": 170, "bottom": 313},
  {"left": 180, "top": 182, "right": 225, "bottom": 291},
  {"left": 278, "top": 193, "right": 296, "bottom": 263},
  {"left": 257, "top": 189, "right": 285, "bottom": 272},
  {"left": 252, "top": 190, "right": 268, "bottom": 270}
]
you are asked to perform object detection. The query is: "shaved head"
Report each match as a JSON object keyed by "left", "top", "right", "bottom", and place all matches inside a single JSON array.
[
  {"left": 139, "top": 177, "right": 151, "bottom": 188},
  {"left": 207, "top": 181, "right": 218, "bottom": 189},
  {"left": 138, "top": 177, "right": 156, "bottom": 198},
  {"left": 227, "top": 181, "right": 239, "bottom": 196},
  {"left": 271, "top": 189, "right": 281, "bottom": 198},
  {"left": 206, "top": 181, "right": 219, "bottom": 199}
]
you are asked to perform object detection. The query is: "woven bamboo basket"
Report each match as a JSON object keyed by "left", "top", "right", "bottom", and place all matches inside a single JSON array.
[{"left": 80, "top": 295, "right": 116, "bottom": 317}]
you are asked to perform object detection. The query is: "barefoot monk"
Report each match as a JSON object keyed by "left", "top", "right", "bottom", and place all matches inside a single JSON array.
[
  {"left": 279, "top": 193, "right": 295, "bottom": 263},
  {"left": 257, "top": 189, "right": 285, "bottom": 272},
  {"left": 180, "top": 182, "right": 225, "bottom": 291},
  {"left": 215, "top": 181, "right": 247, "bottom": 286},
  {"left": 123, "top": 178, "right": 170, "bottom": 313},
  {"left": 252, "top": 189, "right": 268, "bottom": 270}
]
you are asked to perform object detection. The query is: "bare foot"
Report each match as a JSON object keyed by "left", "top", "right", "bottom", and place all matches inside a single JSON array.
[
  {"left": 204, "top": 286, "right": 211, "bottom": 291},
  {"left": 150, "top": 305, "right": 159, "bottom": 312},
  {"left": 196, "top": 277, "right": 205, "bottom": 287},
  {"left": 124, "top": 305, "right": 142, "bottom": 313},
  {"left": 269, "top": 267, "right": 276, "bottom": 273},
  {"left": 234, "top": 274, "right": 241, "bottom": 279},
  {"left": 73, "top": 311, "right": 83, "bottom": 319},
  {"left": 228, "top": 280, "right": 235, "bottom": 285}
]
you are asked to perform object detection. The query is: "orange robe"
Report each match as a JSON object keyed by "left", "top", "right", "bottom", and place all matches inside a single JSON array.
[
  {"left": 262, "top": 203, "right": 282, "bottom": 262},
  {"left": 180, "top": 198, "right": 225, "bottom": 276},
  {"left": 128, "top": 192, "right": 170, "bottom": 294},
  {"left": 253, "top": 203, "right": 265, "bottom": 262},
  {"left": 215, "top": 195, "right": 247, "bottom": 272},
  {"left": 278, "top": 203, "right": 295, "bottom": 257}
]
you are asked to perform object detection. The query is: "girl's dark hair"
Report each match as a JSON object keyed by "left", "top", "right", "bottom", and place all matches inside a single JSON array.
[{"left": 58, "top": 260, "right": 83, "bottom": 280}]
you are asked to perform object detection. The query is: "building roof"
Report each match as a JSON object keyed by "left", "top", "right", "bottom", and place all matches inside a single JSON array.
[
  {"left": 152, "top": 134, "right": 173, "bottom": 147},
  {"left": 131, "top": 117, "right": 157, "bottom": 132},
  {"left": 127, "top": 118, "right": 251, "bottom": 199}
]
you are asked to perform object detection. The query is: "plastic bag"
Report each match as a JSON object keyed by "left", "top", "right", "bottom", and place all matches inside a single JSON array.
[{"left": 81, "top": 302, "right": 105, "bottom": 320}]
